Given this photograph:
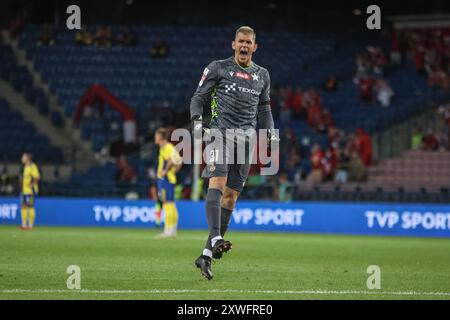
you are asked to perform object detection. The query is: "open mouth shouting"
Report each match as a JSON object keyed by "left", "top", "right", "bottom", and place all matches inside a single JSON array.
[{"left": 239, "top": 47, "right": 249, "bottom": 60}]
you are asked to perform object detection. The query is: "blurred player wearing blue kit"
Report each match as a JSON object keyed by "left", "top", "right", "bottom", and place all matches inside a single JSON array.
[
  {"left": 154, "top": 128, "right": 183, "bottom": 238},
  {"left": 20, "top": 153, "right": 40, "bottom": 230}
]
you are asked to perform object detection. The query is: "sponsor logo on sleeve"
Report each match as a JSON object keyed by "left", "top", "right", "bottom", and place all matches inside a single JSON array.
[{"left": 198, "top": 67, "right": 210, "bottom": 87}]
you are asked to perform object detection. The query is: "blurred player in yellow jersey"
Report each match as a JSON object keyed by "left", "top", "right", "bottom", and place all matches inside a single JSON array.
[
  {"left": 20, "top": 153, "right": 40, "bottom": 230},
  {"left": 154, "top": 128, "right": 182, "bottom": 238}
]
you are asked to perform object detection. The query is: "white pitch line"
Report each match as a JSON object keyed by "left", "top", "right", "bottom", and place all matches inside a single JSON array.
[{"left": 1, "top": 289, "right": 450, "bottom": 297}]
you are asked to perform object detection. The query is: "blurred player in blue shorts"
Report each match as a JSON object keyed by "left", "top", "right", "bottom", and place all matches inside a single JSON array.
[
  {"left": 154, "top": 128, "right": 182, "bottom": 238},
  {"left": 19, "top": 153, "right": 40, "bottom": 230}
]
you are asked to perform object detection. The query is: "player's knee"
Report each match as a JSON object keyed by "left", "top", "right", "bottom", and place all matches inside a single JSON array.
[{"left": 208, "top": 177, "right": 227, "bottom": 192}]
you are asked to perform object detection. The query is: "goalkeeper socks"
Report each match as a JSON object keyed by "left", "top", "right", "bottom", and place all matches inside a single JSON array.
[
  {"left": 21, "top": 207, "right": 28, "bottom": 228},
  {"left": 202, "top": 248, "right": 213, "bottom": 258},
  {"left": 28, "top": 207, "right": 36, "bottom": 228},
  {"left": 220, "top": 207, "right": 233, "bottom": 236},
  {"left": 204, "top": 235, "right": 213, "bottom": 251},
  {"left": 211, "top": 235, "right": 222, "bottom": 247},
  {"left": 204, "top": 206, "right": 234, "bottom": 251},
  {"left": 205, "top": 188, "right": 223, "bottom": 243}
]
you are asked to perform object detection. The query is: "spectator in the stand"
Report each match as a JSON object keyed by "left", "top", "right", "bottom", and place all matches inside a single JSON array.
[
  {"left": 285, "top": 148, "right": 301, "bottom": 181},
  {"left": 334, "top": 147, "right": 350, "bottom": 184},
  {"left": 75, "top": 26, "right": 93, "bottom": 46},
  {"left": 355, "top": 128, "right": 372, "bottom": 166},
  {"left": 0, "top": 169, "right": 14, "bottom": 196},
  {"left": 290, "top": 87, "right": 304, "bottom": 119},
  {"left": 117, "top": 26, "right": 137, "bottom": 47},
  {"left": 438, "top": 104, "right": 450, "bottom": 146},
  {"left": 323, "top": 75, "right": 338, "bottom": 91},
  {"left": 280, "top": 86, "right": 304, "bottom": 121},
  {"left": 374, "top": 78, "right": 394, "bottom": 107},
  {"left": 421, "top": 128, "right": 439, "bottom": 151},
  {"left": 276, "top": 172, "right": 292, "bottom": 202},
  {"left": 304, "top": 89, "right": 322, "bottom": 127},
  {"left": 322, "top": 147, "right": 336, "bottom": 181},
  {"left": 116, "top": 155, "right": 137, "bottom": 183},
  {"left": 428, "top": 66, "right": 449, "bottom": 90},
  {"left": 354, "top": 47, "right": 386, "bottom": 85},
  {"left": 355, "top": 53, "right": 370, "bottom": 78},
  {"left": 344, "top": 133, "right": 358, "bottom": 159},
  {"left": 327, "top": 126, "right": 344, "bottom": 147},
  {"left": 307, "top": 144, "right": 324, "bottom": 183},
  {"left": 369, "top": 46, "right": 386, "bottom": 76},
  {"left": 306, "top": 101, "right": 321, "bottom": 128},
  {"left": 37, "top": 25, "right": 55, "bottom": 46},
  {"left": 359, "top": 74, "right": 374, "bottom": 103},
  {"left": 348, "top": 152, "right": 367, "bottom": 182},
  {"left": 307, "top": 88, "right": 321, "bottom": 106},
  {"left": 151, "top": 38, "right": 169, "bottom": 58},
  {"left": 280, "top": 127, "right": 297, "bottom": 157},
  {"left": 436, "top": 132, "right": 449, "bottom": 150},
  {"left": 411, "top": 126, "right": 423, "bottom": 149},
  {"left": 279, "top": 87, "right": 292, "bottom": 123},
  {"left": 414, "top": 45, "right": 426, "bottom": 75},
  {"left": 424, "top": 48, "right": 440, "bottom": 76},
  {"left": 316, "top": 109, "right": 333, "bottom": 134},
  {"left": 94, "top": 25, "right": 112, "bottom": 47}
]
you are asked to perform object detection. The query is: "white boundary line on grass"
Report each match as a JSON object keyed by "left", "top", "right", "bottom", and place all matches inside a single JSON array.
[{"left": 1, "top": 289, "right": 450, "bottom": 297}]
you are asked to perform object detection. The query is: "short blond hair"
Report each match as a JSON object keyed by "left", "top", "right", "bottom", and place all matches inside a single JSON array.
[
  {"left": 155, "top": 128, "right": 169, "bottom": 141},
  {"left": 235, "top": 26, "right": 256, "bottom": 41}
]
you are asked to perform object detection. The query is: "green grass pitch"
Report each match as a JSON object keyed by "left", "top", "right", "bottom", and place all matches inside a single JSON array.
[{"left": 1, "top": 225, "right": 450, "bottom": 300}]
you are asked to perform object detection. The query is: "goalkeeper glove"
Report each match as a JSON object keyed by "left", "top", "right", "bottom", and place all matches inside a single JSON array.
[
  {"left": 191, "top": 115, "right": 202, "bottom": 136},
  {"left": 267, "top": 129, "right": 280, "bottom": 152},
  {"left": 191, "top": 115, "right": 210, "bottom": 138}
]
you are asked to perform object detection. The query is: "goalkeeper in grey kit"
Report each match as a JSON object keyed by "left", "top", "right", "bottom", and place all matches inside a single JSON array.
[{"left": 190, "top": 26, "right": 278, "bottom": 280}]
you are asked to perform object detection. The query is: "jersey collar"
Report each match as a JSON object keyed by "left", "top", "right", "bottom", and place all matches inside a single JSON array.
[{"left": 232, "top": 56, "right": 253, "bottom": 70}]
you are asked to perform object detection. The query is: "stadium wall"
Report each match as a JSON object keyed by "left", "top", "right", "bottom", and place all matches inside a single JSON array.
[{"left": 1, "top": 197, "right": 450, "bottom": 237}]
